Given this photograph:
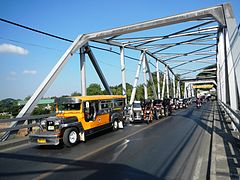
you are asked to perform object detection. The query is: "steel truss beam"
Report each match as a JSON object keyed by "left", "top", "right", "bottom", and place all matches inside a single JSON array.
[
  {"left": 162, "top": 44, "right": 216, "bottom": 62},
  {"left": 125, "top": 21, "right": 217, "bottom": 47},
  {"left": 85, "top": 46, "right": 112, "bottom": 95},
  {"left": 145, "top": 54, "right": 158, "bottom": 99},
  {"left": 152, "top": 34, "right": 216, "bottom": 54},
  {"left": 129, "top": 52, "right": 144, "bottom": 105},
  {"left": 172, "top": 55, "right": 216, "bottom": 69}
]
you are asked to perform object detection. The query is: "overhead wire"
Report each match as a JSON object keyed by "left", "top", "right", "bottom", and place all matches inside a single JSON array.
[{"left": 0, "top": 17, "right": 153, "bottom": 67}]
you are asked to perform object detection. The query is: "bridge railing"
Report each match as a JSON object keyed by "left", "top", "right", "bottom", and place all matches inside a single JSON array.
[
  {"left": 0, "top": 113, "right": 55, "bottom": 140},
  {"left": 218, "top": 100, "right": 240, "bottom": 132}
]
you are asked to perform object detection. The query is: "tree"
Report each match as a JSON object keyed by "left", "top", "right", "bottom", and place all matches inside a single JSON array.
[
  {"left": 71, "top": 91, "right": 81, "bottom": 96},
  {"left": 24, "top": 95, "right": 31, "bottom": 101},
  {"left": 87, "top": 83, "right": 103, "bottom": 95},
  {"left": 136, "top": 84, "right": 144, "bottom": 100}
]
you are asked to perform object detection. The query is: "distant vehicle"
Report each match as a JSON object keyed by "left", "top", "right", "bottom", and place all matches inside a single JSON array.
[
  {"left": 196, "top": 98, "right": 202, "bottom": 108},
  {"left": 153, "top": 99, "right": 165, "bottom": 119},
  {"left": 162, "top": 98, "right": 172, "bottom": 116},
  {"left": 29, "top": 95, "right": 125, "bottom": 147},
  {"left": 143, "top": 99, "right": 153, "bottom": 124},
  {"left": 172, "top": 98, "right": 180, "bottom": 110},
  {"left": 192, "top": 97, "right": 197, "bottom": 103},
  {"left": 129, "top": 101, "right": 143, "bottom": 123},
  {"left": 182, "top": 99, "right": 189, "bottom": 108},
  {"left": 178, "top": 99, "right": 183, "bottom": 108}
]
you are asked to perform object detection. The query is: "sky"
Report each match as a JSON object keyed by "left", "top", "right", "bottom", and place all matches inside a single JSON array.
[{"left": 0, "top": 0, "right": 240, "bottom": 100}]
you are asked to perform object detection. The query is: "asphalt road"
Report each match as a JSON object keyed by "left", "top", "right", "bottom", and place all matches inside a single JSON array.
[{"left": 0, "top": 102, "right": 214, "bottom": 180}]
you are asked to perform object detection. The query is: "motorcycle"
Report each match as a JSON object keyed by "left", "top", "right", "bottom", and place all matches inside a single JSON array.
[{"left": 145, "top": 110, "right": 151, "bottom": 124}]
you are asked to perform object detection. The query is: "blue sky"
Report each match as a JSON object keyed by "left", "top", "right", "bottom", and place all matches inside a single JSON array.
[{"left": 0, "top": 0, "right": 240, "bottom": 100}]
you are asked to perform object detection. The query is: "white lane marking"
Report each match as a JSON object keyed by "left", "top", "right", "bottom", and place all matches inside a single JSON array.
[
  {"left": 193, "top": 157, "right": 203, "bottom": 180},
  {"left": 109, "top": 139, "right": 129, "bottom": 163}
]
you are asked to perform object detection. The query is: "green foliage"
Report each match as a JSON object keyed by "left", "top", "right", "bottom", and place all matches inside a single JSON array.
[
  {"left": 196, "top": 64, "right": 216, "bottom": 78},
  {"left": 0, "top": 114, "right": 11, "bottom": 119},
  {"left": 0, "top": 98, "right": 21, "bottom": 117},
  {"left": 32, "top": 107, "right": 50, "bottom": 115},
  {"left": 71, "top": 91, "right": 81, "bottom": 96},
  {"left": 136, "top": 84, "right": 144, "bottom": 100},
  {"left": 87, "top": 83, "right": 103, "bottom": 95}
]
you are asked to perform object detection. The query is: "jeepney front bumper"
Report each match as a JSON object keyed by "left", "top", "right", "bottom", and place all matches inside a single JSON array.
[{"left": 29, "top": 131, "right": 62, "bottom": 145}]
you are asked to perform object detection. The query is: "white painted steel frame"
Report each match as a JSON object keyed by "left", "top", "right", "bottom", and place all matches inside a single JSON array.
[{"left": 5, "top": 3, "right": 238, "bottom": 141}]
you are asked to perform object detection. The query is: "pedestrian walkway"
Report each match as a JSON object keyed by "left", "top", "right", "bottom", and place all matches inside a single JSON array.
[{"left": 211, "top": 102, "right": 240, "bottom": 180}]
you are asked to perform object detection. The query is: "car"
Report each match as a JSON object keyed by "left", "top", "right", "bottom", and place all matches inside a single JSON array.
[{"left": 129, "top": 101, "right": 143, "bottom": 123}]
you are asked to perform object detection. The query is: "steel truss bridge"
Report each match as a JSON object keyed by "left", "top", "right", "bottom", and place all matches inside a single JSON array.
[{"left": 0, "top": 4, "right": 240, "bottom": 178}]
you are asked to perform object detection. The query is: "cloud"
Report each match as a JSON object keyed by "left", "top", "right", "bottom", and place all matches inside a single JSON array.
[
  {"left": 0, "top": 43, "right": 29, "bottom": 55},
  {"left": 22, "top": 70, "right": 37, "bottom": 75}
]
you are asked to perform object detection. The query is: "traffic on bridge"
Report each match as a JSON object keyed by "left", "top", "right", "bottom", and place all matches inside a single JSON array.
[{"left": 0, "top": 2, "right": 240, "bottom": 180}]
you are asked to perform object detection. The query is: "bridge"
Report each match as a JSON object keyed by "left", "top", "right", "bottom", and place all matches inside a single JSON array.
[{"left": 0, "top": 3, "right": 240, "bottom": 179}]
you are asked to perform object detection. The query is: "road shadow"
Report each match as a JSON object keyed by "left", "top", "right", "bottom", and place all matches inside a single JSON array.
[
  {"left": 215, "top": 103, "right": 240, "bottom": 179},
  {"left": 0, "top": 152, "right": 158, "bottom": 180},
  {"left": 185, "top": 101, "right": 240, "bottom": 179}
]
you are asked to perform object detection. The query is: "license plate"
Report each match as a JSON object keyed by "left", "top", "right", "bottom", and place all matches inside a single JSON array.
[
  {"left": 37, "top": 139, "right": 46, "bottom": 144},
  {"left": 48, "top": 126, "right": 54, "bottom": 131}
]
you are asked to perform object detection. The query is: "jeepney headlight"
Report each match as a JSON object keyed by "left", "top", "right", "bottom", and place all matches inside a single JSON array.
[
  {"left": 55, "top": 119, "right": 61, "bottom": 125},
  {"left": 40, "top": 119, "right": 47, "bottom": 126}
]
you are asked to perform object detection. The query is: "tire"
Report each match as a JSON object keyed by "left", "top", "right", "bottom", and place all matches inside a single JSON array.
[
  {"left": 113, "top": 119, "right": 118, "bottom": 131},
  {"left": 63, "top": 127, "right": 79, "bottom": 147}
]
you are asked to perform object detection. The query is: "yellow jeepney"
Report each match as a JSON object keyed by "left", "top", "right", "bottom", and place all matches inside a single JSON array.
[{"left": 29, "top": 95, "right": 125, "bottom": 147}]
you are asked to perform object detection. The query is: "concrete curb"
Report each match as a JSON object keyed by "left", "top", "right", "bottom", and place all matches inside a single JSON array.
[
  {"left": 210, "top": 102, "right": 216, "bottom": 180},
  {"left": 0, "top": 137, "right": 29, "bottom": 151}
]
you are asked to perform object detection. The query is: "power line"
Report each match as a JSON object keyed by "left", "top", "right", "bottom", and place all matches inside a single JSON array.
[
  {"left": 0, "top": 17, "right": 159, "bottom": 69},
  {"left": 0, "top": 36, "right": 63, "bottom": 52},
  {"left": 0, "top": 18, "right": 73, "bottom": 43}
]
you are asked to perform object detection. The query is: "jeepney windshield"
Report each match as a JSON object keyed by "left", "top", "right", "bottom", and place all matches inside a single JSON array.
[
  {"left": 56, "top": 97, "right": 81, "bottom": 111},
  {"left": 133, "top": 103, "right": 141, "bottom": 108}
]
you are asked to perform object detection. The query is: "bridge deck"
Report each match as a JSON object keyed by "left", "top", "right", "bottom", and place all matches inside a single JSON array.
[{"left": 0, "top": 102, "right": 239, "bottom": 179}]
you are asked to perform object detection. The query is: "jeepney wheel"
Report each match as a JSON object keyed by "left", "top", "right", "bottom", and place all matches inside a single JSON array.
[
  {"left": 63, "top": 128, "right": 79, "bottom": 147},
  {"left": 113, "top": 119, "right": 118, "bottom": 131}
]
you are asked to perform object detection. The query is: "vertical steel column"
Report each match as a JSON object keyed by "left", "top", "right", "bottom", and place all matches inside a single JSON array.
[
  {"left": 191, "top": 84, "right": 194, "bottom": 97},
  {"left": 225, "top": 29, "right": 238, "bottom": 110},
  {"left": 120, "top": 46, "right": 127, "bottom": 104},
  {"left": 223, "top": 28, "right": 231, "bottom": 105},
  {"left": 177, "top": 80, "right": 181, "bottom": 99},
  {"left": 143, "top": 52, "right": 148, "bottom": 100},
  {"left": 217, "top": 29, "right": 226, "bottom": 103},
  {"left": 188, "top": 84, "right": 192, "bottom": 98},
  {"left": 161, "top": 66, "right": 166, "bottom": 100},
  {"left": 129, "top": 52, "right": 144, "bottom": 105},
  {"left": 156, "top": 60, "right": 161, "bottom": 99},
  {"left": 176, "top": 80, "right": 179, "bottom": 98},
  {"left": 184, "top": 82, "right": 188, "bottom": 98},
  {"left": 80, "top": 48, "right": 86, "bottom": 96},
  {"left": 173, "top": 75, "right": 176, "bottom": 98},
  {"left": 145, "top": 54, "right": 157, "bottom": 99},
  {"left": 222, "top": 3, "right": 240, "bottom": 110},
  {"left": 166, "top": 66, "right": 170, "bottom": 98},
  {"left": 85, "top": 46, "right": 112, "bottom": 95}
]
